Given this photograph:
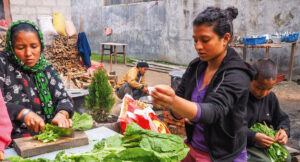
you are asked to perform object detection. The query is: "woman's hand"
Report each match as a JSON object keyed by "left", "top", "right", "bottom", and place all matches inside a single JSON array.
[
  {"left": 274, "top": 129, "right": 288, "bottom": 145},
  {"left": 0, "top": 151, "right": 4, "bottom": 160},
  {"left": 142, "top": 87, "right": 149, "bottom": 94},
  {"left": 51, "top": 110, "right": 72, "bottom": 128},
  {"left": 151, "top": 85, "right": 176, "bottom": 109},
  {"left": 23, "top": 111, "right": 45, "bottom": 133},
  {"left": 254, "top": 132, "right": 275, "bottom": 147}
]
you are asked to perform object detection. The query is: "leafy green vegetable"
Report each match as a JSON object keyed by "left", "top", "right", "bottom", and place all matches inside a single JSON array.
[
  {"left": 7, "top": 123, "right": 189, "bottom": 162},
  {"left": 250, "top": 123, "right": 288, "bottom": 162},
  {"left": 5, "top": 156, "right": 50, "bottom": 162},
  {"left": 71, "top": 112, "right": 93, "bottom": 131},
  {"left": 33, "top": 124, "right": 62, "bottom": 143}
]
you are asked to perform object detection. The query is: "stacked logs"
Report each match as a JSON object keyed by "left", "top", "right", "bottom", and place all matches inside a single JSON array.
[
  {"left": 0, "top": 31, "right": 6, "bottom": 50},
  {"left": 44, "top": 35, "right": 92, "bottom": 89}
]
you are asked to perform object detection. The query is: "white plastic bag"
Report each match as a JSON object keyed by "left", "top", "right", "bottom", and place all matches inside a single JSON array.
[
  {"left": 37, "top": 15, "right": 57, "bottom": 45},
  {"left": 37, "top": 15, "right": 57, "bottom": 35}
]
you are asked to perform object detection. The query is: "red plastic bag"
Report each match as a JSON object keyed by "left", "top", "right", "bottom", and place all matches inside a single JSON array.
[
  {"left": 87, "top": 63, "right": 104, "bottom": 73},
  {"left": 0, "top": 19, "right": 9, "bottom": 28},
  {"left": 119, "top": 94, "right": 170, "bottom": 134}
]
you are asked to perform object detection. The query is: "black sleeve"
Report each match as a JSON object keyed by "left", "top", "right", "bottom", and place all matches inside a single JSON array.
[
  {"left": 271, "top": 93, "right": 290, "bottom": 137},
  {"left": 199, "top": 69, "right": 251, "bottom": 124},
  {"left": 175, "top": 58, "right": 200, "bottom": 98},
  {"left": 175, "top": 68, "right": 189, "bottom": 98},
  {"left": 0, "top": 54, "right": 24, "bottom": 121},
  {"left": 247, "top": 129, "right": 257, "bottom": 147},
  {"left": 47, "top": 66, "right": 74, "bottom": 118},
  {"left": 173, "top": 63, "right": 193, "bottom": 119},
  {"left": 5, "top": 103, "right": 24, "bottom": 121}
]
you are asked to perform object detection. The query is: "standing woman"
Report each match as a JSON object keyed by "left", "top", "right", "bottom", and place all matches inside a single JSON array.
[
  {"left": 0, "top": 20, "right": 73, "bottom": 139},
  {"left": 151, "top": 7, "right": 255, "bottom": 161}
]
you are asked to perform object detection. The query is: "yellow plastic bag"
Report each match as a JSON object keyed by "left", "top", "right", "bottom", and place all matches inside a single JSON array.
[{"left": 53, "top": 12, "right": 66, "bottom": 36}]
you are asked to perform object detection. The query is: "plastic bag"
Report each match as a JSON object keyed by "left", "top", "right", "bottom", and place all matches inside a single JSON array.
[
  {"left": 37, "top": 15, "right": 57, "bottom": 35},
  {"left": 53, "top": 12, "right": 66, "bottom": 36},
  {"left": 119, "top": 94, "right": 170, "bottom": 134},
  {"left": 65, "top": 19, "right": 77, "bottom": 36},
  {"left": 37, "top": 15, "right": 57, "bottom": 45},
  {"left": 0, "top": 19, "right": 9, "bottom": 28}
]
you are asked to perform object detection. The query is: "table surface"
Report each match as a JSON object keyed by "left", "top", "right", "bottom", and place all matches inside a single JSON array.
[
  {"left": 100, "top": 42, "right": 128, "bottom": 46},
  {"left": 4, "top": 127, "right": 118, "bottom": 160},
  {"left": 230, "top": 43, "right": 282, "bottom": 48}
]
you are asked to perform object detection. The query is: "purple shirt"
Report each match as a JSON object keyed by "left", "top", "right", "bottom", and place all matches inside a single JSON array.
[{"left": 190, "top": 72, "right": 247, "bottom": 161}]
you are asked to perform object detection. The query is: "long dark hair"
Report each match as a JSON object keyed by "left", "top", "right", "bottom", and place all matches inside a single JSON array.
[{"left": 193, "top": 6, "right": 238, "bottom": 42}]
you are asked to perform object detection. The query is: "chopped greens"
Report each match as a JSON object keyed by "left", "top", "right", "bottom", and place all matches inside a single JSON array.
[{"left": 33, "top": 124, "right": 61, "bottom": 143}]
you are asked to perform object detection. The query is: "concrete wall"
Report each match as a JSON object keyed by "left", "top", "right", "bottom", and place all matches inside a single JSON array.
[
  {"left": 71, "top": 0, "right": 167, "bottom": 61},
  {"left": 10, "top": 0, "right": 72, "bottom": 24},
  {"left": 72, "top": 0, "right": 300, "bottom": 79}
]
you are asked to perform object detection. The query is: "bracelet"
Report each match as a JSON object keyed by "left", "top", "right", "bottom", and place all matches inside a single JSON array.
[{"left": 20, "top": 109, "right": 31, "bottom": 123}]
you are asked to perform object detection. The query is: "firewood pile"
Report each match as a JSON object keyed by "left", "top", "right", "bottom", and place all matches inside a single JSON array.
[
  {"left": 43, "top": 35, "right": 92, "bottom": 89},
  {"left": 0, "top": 31, "right": 6, "bottom": 50}
]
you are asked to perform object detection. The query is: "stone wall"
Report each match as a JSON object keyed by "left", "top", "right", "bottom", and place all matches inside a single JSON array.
[
  {"left": 76, "top": 0, "right": 300, "bottom": 79},
  {"left": 10, "top": 0, "right": 72, "bottom": 24}
]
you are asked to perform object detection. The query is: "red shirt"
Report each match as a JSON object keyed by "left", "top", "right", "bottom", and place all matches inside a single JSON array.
[{"left": 0, "top": 89, "right": 12, "bottom": 153}]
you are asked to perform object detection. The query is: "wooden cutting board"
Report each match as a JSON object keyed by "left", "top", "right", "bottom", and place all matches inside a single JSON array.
[{"left": 13, "top": 131, "right": 89, "bottom": 158}]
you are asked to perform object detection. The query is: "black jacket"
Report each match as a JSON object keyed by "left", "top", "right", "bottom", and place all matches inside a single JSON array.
[
  {"left": 247, "top": 92, "right": 290, "bottom": 146},
  {"left": 176, "top": 48, "right": 255, "bottom": 162}
]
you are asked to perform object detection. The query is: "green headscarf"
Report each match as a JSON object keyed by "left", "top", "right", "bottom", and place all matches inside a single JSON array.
[{"left": 5, "top": 20, "right": 55, "bottom": 123}]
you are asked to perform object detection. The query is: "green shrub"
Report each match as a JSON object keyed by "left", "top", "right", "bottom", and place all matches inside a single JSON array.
[{"left": 85, "top": 69, "right": 115, "bottom": 122}]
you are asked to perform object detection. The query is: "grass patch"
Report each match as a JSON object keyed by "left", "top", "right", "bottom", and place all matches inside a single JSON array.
[
  {"left": 91, "top": 54, "right": 187, "bottom": 67},
  {"left": 91, "top": 53, "right": 133, "bottom": 64},
  {"left": 151, "top": 60, "right": 187, "bottom": 67}
]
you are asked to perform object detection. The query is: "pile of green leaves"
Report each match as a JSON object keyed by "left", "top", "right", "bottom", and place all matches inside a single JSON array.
[
  {"left": 5, "top": 156, "right": 50, "bottom": 162},
  {"left": 55, "top": 123, "right": 189, "bottom": 161},
  {"left": 33, "top": 124, "right": 61, "bottom": 143},
  {"left": 7, "top": 123, "right": 189, "bottom": 162},
  {"left": 250, "top": 123, "right": 288, "bottom": 162},
  {"left": 72, "top": 112, "right": 93, "bottom": 131}
]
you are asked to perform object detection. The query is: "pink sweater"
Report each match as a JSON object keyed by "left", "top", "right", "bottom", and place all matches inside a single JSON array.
[{"left": 0, "top": 89, "right": 12, "bottom": 153}]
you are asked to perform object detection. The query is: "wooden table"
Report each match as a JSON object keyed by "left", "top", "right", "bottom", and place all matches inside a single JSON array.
[
  {"left": 287, "top": 41, "right": 298, "bottom": 81},
  {"left": 231, "top": 44, "right": 282, "bottom": 60},
  {"left": 231, "top": 42, "right": 299, "bottom": 81},
  {"left": 100, "top": 42, "right": 127, "bottom": 72}
]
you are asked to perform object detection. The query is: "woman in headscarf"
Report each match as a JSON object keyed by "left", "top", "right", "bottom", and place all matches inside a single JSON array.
[{"left": 0, "top": 20, "right": 73, "bottom": 139}]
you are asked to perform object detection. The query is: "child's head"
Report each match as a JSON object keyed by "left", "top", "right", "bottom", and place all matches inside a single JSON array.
[
  {"left": 136, "top": 60, "right": 149, "bottom": 75},
  {"left": 250, "top": 58, "right": 277, "bottom": 99}
]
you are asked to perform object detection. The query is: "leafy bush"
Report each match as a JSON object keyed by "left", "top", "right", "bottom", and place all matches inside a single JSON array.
[{"left": 85, "top": 69, "right": 115, "bottom": 122}]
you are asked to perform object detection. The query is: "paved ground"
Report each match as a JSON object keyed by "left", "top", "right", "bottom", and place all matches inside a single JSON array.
[{"left": 103, "top": 62, "right": 300, "bottom": 150}]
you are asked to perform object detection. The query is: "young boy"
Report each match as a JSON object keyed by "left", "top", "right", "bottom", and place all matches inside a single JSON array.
[
  {"left": 0, "top": 89, "right": 12, "bottom": 160},
  {"left": 247, "top": 58, "right": 291, "bottom": 162}
]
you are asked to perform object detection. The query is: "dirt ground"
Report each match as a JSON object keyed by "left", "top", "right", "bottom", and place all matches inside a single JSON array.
[{"left": 103, "top": 62, "right": 300, "bottom": 150}]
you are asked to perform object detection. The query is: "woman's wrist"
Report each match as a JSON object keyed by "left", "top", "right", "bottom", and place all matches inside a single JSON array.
[
  {"left": 17, "top": 108, "right": 31, "bottom": 122},
  {"left": 57, "top": 110, "right": 69, "bottom": 119}
]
